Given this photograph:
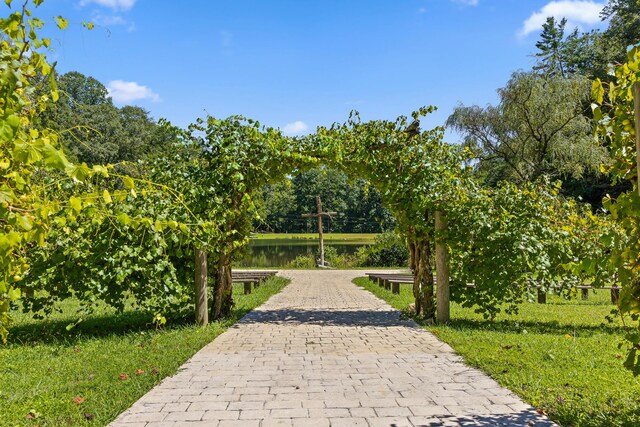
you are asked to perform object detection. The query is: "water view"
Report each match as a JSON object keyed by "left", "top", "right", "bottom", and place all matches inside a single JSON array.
[{"left": 238, "top": 234, "right": 376, "bottom": 267}]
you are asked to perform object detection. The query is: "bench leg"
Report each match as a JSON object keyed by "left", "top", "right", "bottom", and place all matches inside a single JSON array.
[
  {"left": 581, "top": 288, "right": 589, "bottom": 300},
  {"left": 537, "top": 289, "right": 546, "bottom": 304},
  {"left": 378, "top": 278, "right": 384, "bottom": 287},
  {"left": 384, "top": 280, "right": 391, "bottom": 290},
  {"left": 392, "top": 283, "right": 400, "bottom": 294},
  {"left": 244, "top": 282, "right": 251, "bottom": 295},
  {"left": 611, "top": 287, "right": 620, "bottom": 305}
]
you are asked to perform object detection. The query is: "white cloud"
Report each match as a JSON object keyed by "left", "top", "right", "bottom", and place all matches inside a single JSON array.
[
  {"left": 519, "top": 1, "right": 604, "bottom": 37},
  {"left": 79, "top": 0, "right": 136, "bottom": 11},
  {"left": 91, "top": 13, "right": 136, "bottom": 32},
  {"left": 452, "top": 0, "right": 479, "bottom": 6},
  {"left": 91, "top": 14, "right": 126, "bottom": 26},
  {"left": 107, "top": 80, "right": 161, "bottom": 104},
  {"left": 282, "top": 121, "right": 309, "bottom": 135}
]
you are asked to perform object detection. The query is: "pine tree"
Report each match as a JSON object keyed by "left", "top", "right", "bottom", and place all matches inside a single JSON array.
[{"left": 534, "top": 17, "right": 568, "bottom": 77}]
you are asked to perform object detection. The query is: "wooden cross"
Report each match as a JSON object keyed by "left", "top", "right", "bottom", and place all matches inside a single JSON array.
[{"left": 302, "top": 196, "right": 337, "bottom": 267}]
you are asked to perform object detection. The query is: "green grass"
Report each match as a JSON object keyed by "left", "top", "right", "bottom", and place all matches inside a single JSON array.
[
  {"left": 0, "top": 277, "right": 289, "bottom": 427},
  {"left": 354, "top": 277, "right": 640, "bottom": 427},
  {"left": 250, "top": 233, "right": 378, "bottom": 244}
]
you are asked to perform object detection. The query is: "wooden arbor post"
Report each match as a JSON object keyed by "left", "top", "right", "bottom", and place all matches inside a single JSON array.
[
  {"left": 435, "top": 209, "right": 450, "bottom": 324},
  {"left": 194, "top": 247, "right": 208, "bottom": 325}
]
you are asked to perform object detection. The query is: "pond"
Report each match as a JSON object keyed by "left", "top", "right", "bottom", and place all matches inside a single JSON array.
[{"left": 238, "top": 234, "right": 376, "bottom": 267}]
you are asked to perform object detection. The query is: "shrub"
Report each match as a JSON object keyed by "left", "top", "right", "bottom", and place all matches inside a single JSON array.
[
  {"left": 359, "top": 231, "right": 408, "bottom": 267},
  {"left": 321, "top": 246, "right": 361, "bottom": 268},
  {"left": 287, "top": 254, "right": 316, "bottom": 268}
]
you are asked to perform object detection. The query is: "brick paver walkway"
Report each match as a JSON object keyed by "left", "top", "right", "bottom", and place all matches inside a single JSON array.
[{"left": 109, "top": 270, "right": 556, "bottom": 427}]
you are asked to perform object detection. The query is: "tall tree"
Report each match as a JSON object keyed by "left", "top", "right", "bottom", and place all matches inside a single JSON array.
[
  {"left": 535, "top": 17, "right": 568, "bottom": 77},
  {"left": 447, "top": 72, "right": 606, "bottom": 183},
  {"left": 601, "top": 0, "right": 640, "bottom": 64},
  {"left": 534, "top": 17, "right": 601, "bottom": 79},
  {"left": 532, "top": 1, "right": 639, "bottom": 81},
  {"left": 255, "top": 180, "right": 298, "bottom": 232},
  {"left": 58, "top": 71, "right": 111, "bottom": 108},
  {"left": 38, "top": 72, "right": 172, "bottom": 165}
]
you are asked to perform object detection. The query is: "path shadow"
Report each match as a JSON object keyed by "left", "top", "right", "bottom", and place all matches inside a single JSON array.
[
  {"left": 7, "top": 310, "right": 198, "bottom": 346},
  {"left": 238, "top": 308, "right": 418, "bottom": 328},
  {"left": 7, "top": 279, "right": 281, "bottom": 347},
  {"left": 409, "top": 410, "right": 556, "bottom": 426}
]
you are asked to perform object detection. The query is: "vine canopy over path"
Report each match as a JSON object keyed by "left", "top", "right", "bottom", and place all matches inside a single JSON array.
[{"left": 3, "top": 0, "right": 639, "bottom": 375}]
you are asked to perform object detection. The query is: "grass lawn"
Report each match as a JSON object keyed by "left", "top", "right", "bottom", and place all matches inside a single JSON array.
[
  {"left": 354, "top": 277, "right": 640, "bottom": 427},
  {"left": 0, "top": 276, "right": 288, "bottom": 427},
  {"left": 250, "top": 233, "right": 378, "bottom": 244}
]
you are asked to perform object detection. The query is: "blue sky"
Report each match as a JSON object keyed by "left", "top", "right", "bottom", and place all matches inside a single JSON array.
[{"left": 28, "top": 0, "right": 608, "bottom": 141}]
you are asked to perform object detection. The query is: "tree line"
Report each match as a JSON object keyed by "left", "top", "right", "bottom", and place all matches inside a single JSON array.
[
  {"left": 255, "top": 168, "right": 394, "bottom": 233},
  {"left": 31, "top": 70, "right": 394, "bottom": 235}
]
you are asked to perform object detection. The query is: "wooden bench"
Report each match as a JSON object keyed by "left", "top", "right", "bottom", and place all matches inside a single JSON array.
[
  {"left": 233, "top": 270, "right": 277, "bottom": 278},
  {"left": 366, "top": 273, "right": 413, "bottom": 282},
  {"left": 232, "top": 270, "right": 278, "bottom": 294},
  {"left": 387, "top": 278, "right": 414, "bottom": 294},
  {"left": 575, "top": 285, "right": 621, "bottom": 304},
  {"left": 453, "top": 282, "right": 621, "bottom": 305},
  {"left": 366, "top": 273, "right": 414, "bottom": 294},
  {"left": 231, "top": 277, "right": 260, "bottom": 294},
  {"left": 534, "top": 285, "right": 620, "bottom": 304},
  {"left": 366, "top": 272, "right": 412, "bottom": 285},
  {"left": 369, "top": 276, "right": 622, "bottom": 305},
  {"left": 529, "top": 285, "right": 621, "bottom": 304}
]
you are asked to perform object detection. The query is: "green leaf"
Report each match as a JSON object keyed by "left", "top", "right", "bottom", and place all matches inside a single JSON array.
[
  {"left": 42, "top": 144, "right": 70, "bottom": 169},
  {"left": 122, "top": 176, "right": 134, "bottom": 189},
  {"left": 592, "top": 79, "right": 604, "bottom": 104},
  {"left": 8, "top": 287, "right": 20, "bottom": 301},
  {"left": 69, "top": 196, "right": 82, "bottom": 213},
  {"left": 12, "top": 142, "right": 42, "bottom": 164},
  {"left": 0, "top": 232, "right": 22, "bottom": 258},
  {"left": 0, "top": 115, "right": 20, "bottom": 141},
  {"left": 16, "top": 214, "right": 33, "bottom": 231},
  {"left": 92, "top": 164, "right": 110, "bottom": 176},
  {"left": 54, "top": 16, "right": 68, "bottom": 30},
  {"left": 117, "top": 212, "right": 131, "bottom": 226},
  {"left": 591, "top": 104, "right": 603, "bottom": 122},
  {"left": 69, "top": 163, "right": 91, "bottom": 182},
  {"left": 102, "top": 190, "right": 112, "bottom": 204}
]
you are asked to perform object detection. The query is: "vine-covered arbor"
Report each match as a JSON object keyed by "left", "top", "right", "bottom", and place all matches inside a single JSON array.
[
  {"left": 184, "top": 107, "right": 611, "bottom": 328},
  {"left": 188, "top": 107, "right": 463, "bottom": 324},
  {"left": 3, "top": 0, "right": 639, "bottom": 374}
]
